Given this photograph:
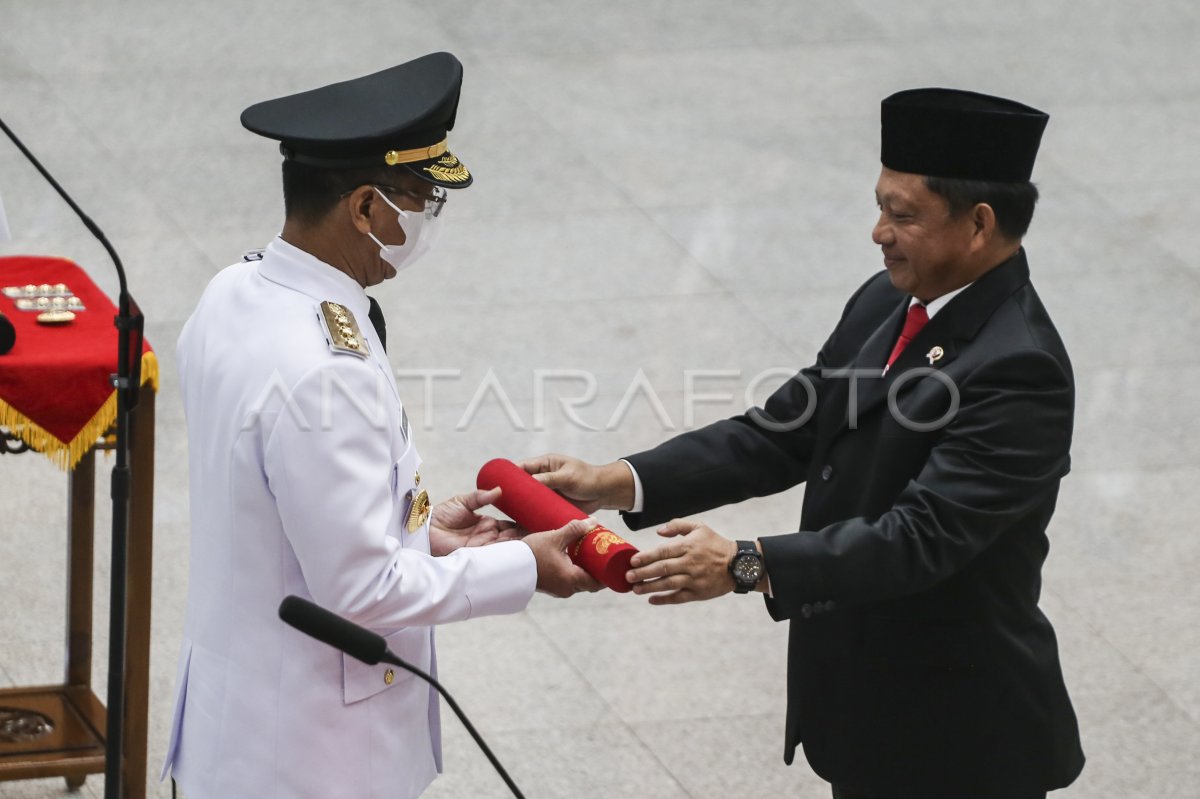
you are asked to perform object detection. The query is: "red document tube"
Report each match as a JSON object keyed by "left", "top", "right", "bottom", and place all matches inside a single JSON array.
[{"left": 477, "top": 458, "right": 637, "bottom": 593}]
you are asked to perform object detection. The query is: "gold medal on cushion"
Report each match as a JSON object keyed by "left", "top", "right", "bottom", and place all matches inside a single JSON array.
[{"left": 407, "top": 489, "right": 431, "bottom": 532}]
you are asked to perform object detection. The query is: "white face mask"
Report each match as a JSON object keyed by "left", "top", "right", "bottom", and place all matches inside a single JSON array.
[{"left": 367, "top": 186, "right": 445, "bottom": 273}]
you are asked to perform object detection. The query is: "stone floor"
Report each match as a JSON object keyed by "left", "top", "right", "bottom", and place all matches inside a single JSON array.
[{"left": 1, "top": 1, "right": 1198, "bottom": 796}]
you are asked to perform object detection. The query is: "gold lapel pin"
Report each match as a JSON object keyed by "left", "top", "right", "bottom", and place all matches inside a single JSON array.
[
  {"left": 926, "top": 346, "right": 945, "bottom": 365},
  {"left": 407, "top": 489, "right": 431, "bottom": 533}
]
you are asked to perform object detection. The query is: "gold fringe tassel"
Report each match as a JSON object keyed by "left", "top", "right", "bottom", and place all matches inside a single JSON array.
[{"left": 0, "top": 351, "right": 159, "bottom": 471}]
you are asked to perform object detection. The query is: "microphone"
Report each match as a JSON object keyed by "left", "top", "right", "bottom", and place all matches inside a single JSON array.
[
  {"left": 0, "top": 312, "right": 13, "bottom": 355},
  {"left": 278, "top": 595, "right": 387, "bottom": 665},
  {"left": 277, "top": 596, "right": 525, "bottom": 799},
  {"left": 477, "top": 458, "right": 638, "bottom": 592}
]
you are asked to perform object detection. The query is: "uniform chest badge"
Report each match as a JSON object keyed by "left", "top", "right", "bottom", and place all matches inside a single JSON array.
[
  {"left": 407, "top": 489, "right": 431, "bottom": 532},
  {"left": 319, "top": 301, "right": 370, "bottom": 358}
]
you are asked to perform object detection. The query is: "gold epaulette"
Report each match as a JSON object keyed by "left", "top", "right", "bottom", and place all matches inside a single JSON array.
[{"left": 319, "top": 301, "right": 370, "bottom": 358}]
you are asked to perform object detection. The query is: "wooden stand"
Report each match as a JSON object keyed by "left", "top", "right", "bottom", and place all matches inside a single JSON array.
[{"left": 0, "top": 392, "right": 155, "bottom": 797}]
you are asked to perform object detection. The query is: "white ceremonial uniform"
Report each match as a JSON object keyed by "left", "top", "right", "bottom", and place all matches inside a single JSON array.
[{"left": 163, "top": 236, "right": 537, "bottom": 799}]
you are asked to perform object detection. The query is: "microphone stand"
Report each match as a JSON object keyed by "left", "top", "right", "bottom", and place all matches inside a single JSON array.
[{"left": 0, "top": 116, "right": 145, "bottom": 799}]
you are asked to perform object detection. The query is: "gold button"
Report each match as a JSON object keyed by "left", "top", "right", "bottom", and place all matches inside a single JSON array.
[
  {"left": 384, "top": 668, "right": 395, "bottom": 685},
  {"left": 414, "top": 470, "right": 421, "bottom": 486}
]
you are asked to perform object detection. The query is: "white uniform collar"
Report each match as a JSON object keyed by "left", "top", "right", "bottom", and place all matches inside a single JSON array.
[{"left": 257, "top": 235, "right": 371, "bottom": 322}]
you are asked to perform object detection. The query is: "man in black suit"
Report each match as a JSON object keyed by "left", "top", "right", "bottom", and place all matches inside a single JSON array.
[{"left": 522, "top": 89, "right": 1085, "bottom": 798}]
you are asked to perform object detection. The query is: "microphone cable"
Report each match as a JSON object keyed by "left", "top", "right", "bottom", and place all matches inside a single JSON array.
[
  {"left": 278, "top": 595, "right": 526, "bottom": 798},
  {"left": 390, "top": 651, "right": 526, "bottom": 799}
]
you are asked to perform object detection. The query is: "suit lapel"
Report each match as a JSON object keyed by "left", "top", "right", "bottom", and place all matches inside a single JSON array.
[
  {"left": 885, "top": 313, "right": 961, "bottom": 376},
  {"left": 844, "top": 298, "right": 907, "bottom": 422},
  {"left": 823, "top": 248, "right": 1032, "bottom": 436},
  {"left": 822, "top": 298, "right": 906, "bottom": 430}
]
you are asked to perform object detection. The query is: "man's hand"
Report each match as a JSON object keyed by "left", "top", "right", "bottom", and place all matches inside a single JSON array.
[
  {"left": 626, "top": 519, "right": 739, "bottom": 605},
  {"left": 429, "top": 487, "right": 520, "bottom": 557},
  {"left": 518, "top": 453, "right": 635, "bottom": 513},
  {"left": 522, "top": 518, "right": 605, "bottom": 598}
]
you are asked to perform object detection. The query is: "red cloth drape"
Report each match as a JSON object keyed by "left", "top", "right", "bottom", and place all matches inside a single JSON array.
[{"left": 0, "top": 255, "right": 157, "bottom": 469}]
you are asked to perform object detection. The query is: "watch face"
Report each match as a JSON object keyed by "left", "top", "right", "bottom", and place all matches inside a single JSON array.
[{"left": 733, "top": 554, "right": 763, "bottom": 584}]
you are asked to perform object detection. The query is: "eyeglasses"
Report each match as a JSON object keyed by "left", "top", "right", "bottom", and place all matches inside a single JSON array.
[
  {"left": 339, "top": 184, "right": 448, "bottom": 218},
  {"left": 376, "top": 184, "right": 448, "bottom": 219}
]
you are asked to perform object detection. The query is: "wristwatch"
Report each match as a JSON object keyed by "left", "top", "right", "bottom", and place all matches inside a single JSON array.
[{"left": 728, "top": 540, "right": 765, "bottom": 594}]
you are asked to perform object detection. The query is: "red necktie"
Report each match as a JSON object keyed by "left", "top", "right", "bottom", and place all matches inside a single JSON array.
[{"left": 886, "top": 303, "right": 929, "bottom": 368}]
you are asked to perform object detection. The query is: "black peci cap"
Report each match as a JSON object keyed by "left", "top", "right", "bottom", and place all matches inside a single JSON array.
[
  {"left": 881, "top": 88, "right": 1048, "bottom": 183},
  {"left": 240, "top": 52, "right": 472, "bottom": 189}
]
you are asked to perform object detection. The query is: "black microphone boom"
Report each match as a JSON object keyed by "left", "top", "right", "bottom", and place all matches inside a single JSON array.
[
  {"left": 277, "top": 596, "right": 526, "bottom": 799},
  {"left": 278, "top": 595, "right": 387, "bottom": 665},
  {"left": 0, "top": 114, "right": 144, "bottom": 799}
]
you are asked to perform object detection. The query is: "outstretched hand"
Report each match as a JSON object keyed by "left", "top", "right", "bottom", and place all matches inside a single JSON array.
[
  {"left": 517, "top": 453, "right": 634, "bottom": 513},
  {"left": 625, "top": 519, "right": 739, "bottom": 605},
  {"left": 523, "top": 518, "right": 605, "bottom": 598},
  {"left": 429, "top": 487, "right": 521, "bottom": 556}
]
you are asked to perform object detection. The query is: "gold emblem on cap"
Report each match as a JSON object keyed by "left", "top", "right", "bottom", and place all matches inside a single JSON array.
[
  {"left": 424, "top": 153, "right": 470, "bottom": 183},
  {"left": 384, "top": 139, "right": 449, "bottom": 166},
  {"left": 926, "top": 346, "right": 945, "bottom": 364},
  {"left": 407, "top": 489, "right": 431, "bottom": 532}
]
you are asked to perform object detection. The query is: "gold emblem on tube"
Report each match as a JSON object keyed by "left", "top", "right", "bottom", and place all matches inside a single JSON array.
[{"left": 591, "top": 530, "right": 626, "bottom": 555}]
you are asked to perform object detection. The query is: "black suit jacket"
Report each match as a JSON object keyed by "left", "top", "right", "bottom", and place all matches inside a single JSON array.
[{"left": 623, "top": 250, "right": 1084, "bottom": 798}]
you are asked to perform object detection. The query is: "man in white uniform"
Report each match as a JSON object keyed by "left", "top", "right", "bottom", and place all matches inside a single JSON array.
[{"left": 162, "top": 52, "right": 598, "bottom": 799}]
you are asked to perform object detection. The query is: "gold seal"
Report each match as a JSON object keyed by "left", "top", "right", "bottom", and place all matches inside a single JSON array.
[
  {"left": 590, "top": 530, "right": 627, "bottom": 555},
  {"left": 407, "top": 489, "right": 431, "bottom": 532}
]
